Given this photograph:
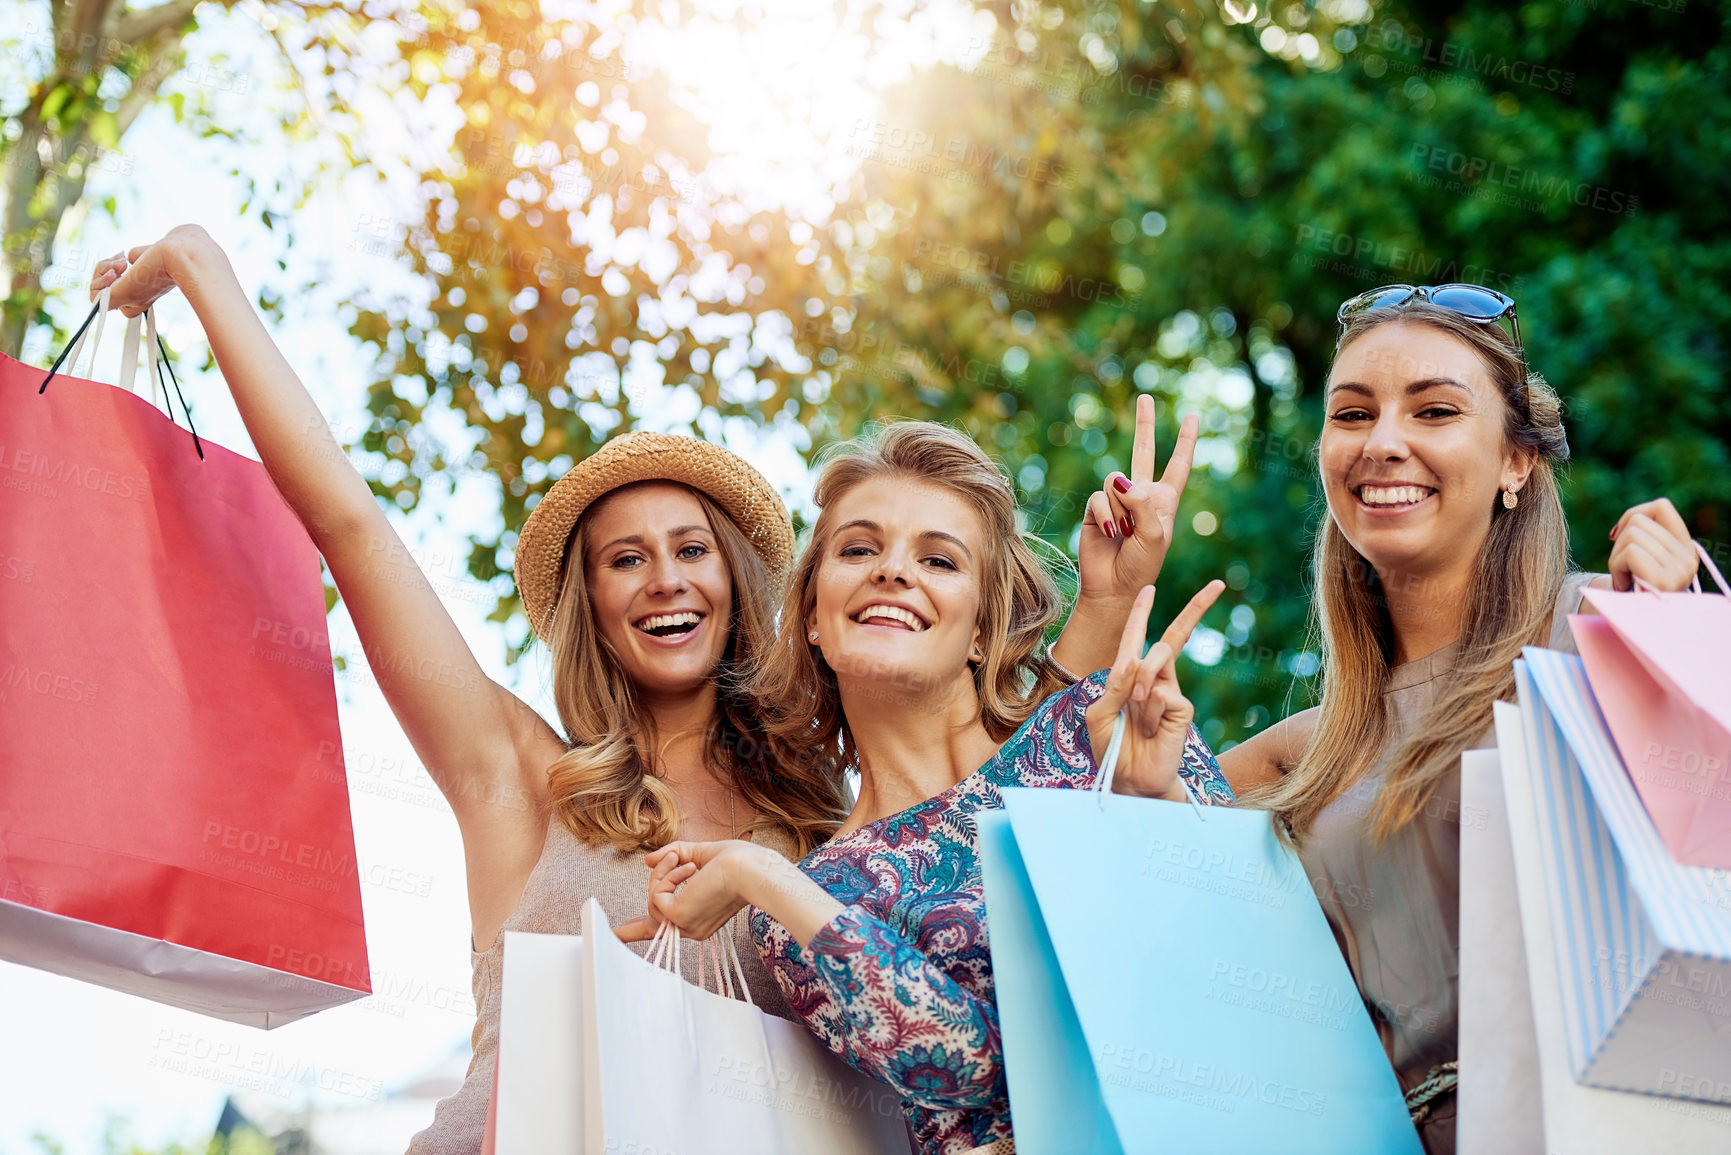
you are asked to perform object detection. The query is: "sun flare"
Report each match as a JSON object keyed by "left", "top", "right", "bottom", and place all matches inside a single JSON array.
[{"left": 624, "top": 0, "right": 987, "bottom": 219}]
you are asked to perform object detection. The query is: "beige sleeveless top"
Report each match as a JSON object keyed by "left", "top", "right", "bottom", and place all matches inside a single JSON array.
[
  {"left": 405, "top": 818, "right": 797, "bottom": 1155},
  {"left": 1297, "top": 572, "right": 1595, "bottom": 1155}
]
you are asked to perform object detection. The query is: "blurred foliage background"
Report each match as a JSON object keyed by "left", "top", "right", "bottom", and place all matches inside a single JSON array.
[{"left": 6, "top": 0, "right": 1728, "bottom": 748}]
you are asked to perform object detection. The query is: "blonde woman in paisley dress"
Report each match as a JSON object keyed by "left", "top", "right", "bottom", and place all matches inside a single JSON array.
[{"left": 632, "top": 422, "right": 1235, "bottom": 1155}]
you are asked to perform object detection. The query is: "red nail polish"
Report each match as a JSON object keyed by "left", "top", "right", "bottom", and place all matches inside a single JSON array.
[
  {"left": 1103, "top": 519, "right": 1117, "bottom": 539},
  {"left": 1113, "top": 476, "right": 1132, "bottom": 495},
  {"left": 1119, "top": 517, "right": 1134, "bottom": 536}
]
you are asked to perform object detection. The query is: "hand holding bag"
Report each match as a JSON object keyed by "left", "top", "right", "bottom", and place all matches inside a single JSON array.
[
  {"left": 578, "top": 897, "right": 912, "bottom": 1155},
  {"left": 1571, "top": 547, "right": 1731, "bottom": 866},
  {"left": 0, "top": 293, "right": 368, "bottom": 1026}
]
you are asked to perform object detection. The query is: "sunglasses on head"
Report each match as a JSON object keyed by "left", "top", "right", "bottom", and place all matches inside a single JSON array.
[{"left": 1336, "top": 283, "right": 1522, "bottom": 353}]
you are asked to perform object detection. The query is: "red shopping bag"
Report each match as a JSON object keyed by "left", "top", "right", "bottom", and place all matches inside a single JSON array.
[
  {"left": 1570, "top": 548, "right": 1731, "bottom": 868},
  {"left": 0, "top": 297, "right": 369, "bottom": 1026}
]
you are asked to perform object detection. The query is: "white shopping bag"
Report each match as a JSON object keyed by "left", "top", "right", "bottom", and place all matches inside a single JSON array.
[
  {"left": 492, "top": 932, "right": 587, "bottom": 1155},
  {"left": 1457, "top": 748, "right": 1545, "bottom": 1153},
  {"left": 578, "top": 897, "right": 913, "bottom": 1155},
  {"left": 1492, "top": 684, "right": 1731, "bottom": 1150}
]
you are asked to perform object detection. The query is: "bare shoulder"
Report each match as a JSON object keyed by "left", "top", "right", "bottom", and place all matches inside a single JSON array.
[{"left": 1218, "top": 706, "right": 1318, "bottom": 796}]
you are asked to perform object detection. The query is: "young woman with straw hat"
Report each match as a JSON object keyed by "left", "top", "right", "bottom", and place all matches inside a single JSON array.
[
  {"left": 90, "top": 227, "right": 1197, "bottom": 1153},
  {"left": 1216, "top": 286, "right": 1704, "bottom": 1153},
  {"left": 90, "top": 234, "right": 823, "bottom": 1153}
]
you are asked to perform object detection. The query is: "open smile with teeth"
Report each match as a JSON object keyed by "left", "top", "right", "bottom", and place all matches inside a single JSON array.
[
  {"left": 853, "top": 605, "right": 929, "bottom": 632},
  {"left": 1356, "top": 483, "right": 1437, "bottom": 508},
  {"left": 635, "top": 611, "right": 703, "bottom": 637}
]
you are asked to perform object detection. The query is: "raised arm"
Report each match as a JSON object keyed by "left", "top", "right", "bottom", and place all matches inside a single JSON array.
[
  {"left": 94, "top": 227, "right": 560, "bottom": 944},
  {"left": 1049, "top": 395, "right": 1198, "bottom": 681}
]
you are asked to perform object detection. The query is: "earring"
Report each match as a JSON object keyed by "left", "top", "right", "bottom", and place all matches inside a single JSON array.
[
  {"left": 1502, "top": 488, "right": 1519, "bottom": 510},
  {"left": 808, "top": 630, "right": 819, "bottom": 644}
]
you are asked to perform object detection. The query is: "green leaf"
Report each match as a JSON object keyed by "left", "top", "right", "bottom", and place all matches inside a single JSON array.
[
  {"left": 39, "top": 84, "right": 71, "bottom": 122},
  {"left": 87, "top": 110, "right": 119, "bottom": 150}
]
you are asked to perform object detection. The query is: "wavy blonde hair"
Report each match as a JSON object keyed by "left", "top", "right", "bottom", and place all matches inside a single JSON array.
[
  {"left": 542, "top": 483, "right": 849, "bottom": 856},
  {"left": 1249, "top": 303, "right": 1572, "bottom": 843},
  {"left": 748, "top": 422, "right": 1071, "bottom": 785}
]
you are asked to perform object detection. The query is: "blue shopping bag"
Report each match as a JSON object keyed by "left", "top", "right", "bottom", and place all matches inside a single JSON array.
[{"left": 980, "top": 788, "right": 1421, "bottom": 1155}]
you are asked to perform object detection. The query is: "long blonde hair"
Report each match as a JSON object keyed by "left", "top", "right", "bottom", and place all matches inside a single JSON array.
[
  {"left": 542, "top": 484, "right": 849, "bottom": 855},
  {"left": 748, "top": 422, "right": 1071, "bottom": 785},
  {"left": 1250, "top": 303, "right": 1571, "bottom": 843}
]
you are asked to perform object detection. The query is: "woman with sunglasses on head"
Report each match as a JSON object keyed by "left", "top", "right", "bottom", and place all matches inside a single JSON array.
[
  {"left": 1217, "top": 284, "right": 1706, "bottom": 1154},
  {"left": 88, "top": 228, "right": 1191, "bottom": 1155},
  {"left": 627, "top": 422, "right": 1233, "bottom": 1155}
]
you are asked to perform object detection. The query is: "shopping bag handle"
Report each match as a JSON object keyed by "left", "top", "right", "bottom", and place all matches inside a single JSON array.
[
  {"left": 1091, "top": 708, "right": 1207, "bottom": 820},
  {"left": 698, "top": 926, "right": 755, "bottom": 1004},
  {"left": 1631, "top": 541, "right": 1730, "bottom": 597},
  {"left": 645, "top": 915, "right": 756, "bottom": 1005},
  {"left": 36, "top": 290, "right": 206, "bottom": 461}
]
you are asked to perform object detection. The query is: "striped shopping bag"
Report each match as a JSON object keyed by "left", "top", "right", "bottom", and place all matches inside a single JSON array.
[{"left": 1515, "top": 648, "right": 1731, "bottom": 1103}]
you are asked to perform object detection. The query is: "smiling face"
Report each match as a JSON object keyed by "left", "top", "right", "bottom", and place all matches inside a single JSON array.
[
  {"left": 807, "top": 476, "right": 989, "bottom": 701},
  {"left": 581, "top": 482, "right": 734, "bottom": 702},
  {"left": 1321, "top": 321, "right": 1535, "bottom": 582}
]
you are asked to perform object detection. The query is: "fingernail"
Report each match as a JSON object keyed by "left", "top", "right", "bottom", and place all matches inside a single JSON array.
[
  {"left": 1610, "top": 526, "right": 1619, "bottom": 539},
  {"left": 1102, "top": 520, "right": 1117, "bottom": 539},
  {"left": 1119, "top": 517, "right": 1134, "bottom": 536},
  {"left": 1112, "top": 476, "right": 1131, "bottom": 495}
]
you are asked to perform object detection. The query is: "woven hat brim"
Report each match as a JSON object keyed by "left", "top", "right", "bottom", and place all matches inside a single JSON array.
[{"left": 513, "top": 432, "right": 795, "bottom": 643}]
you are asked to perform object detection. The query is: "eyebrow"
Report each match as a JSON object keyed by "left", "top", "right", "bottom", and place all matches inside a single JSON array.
[
  {"left": 1327, "top": 377, "right": 1474, "bottom": 400},
  {"left": 835, "top": 519, "right": 974, "bottom": 560},
  {"left": 597, "top": 525, "right": 714, "bottom": 551}
]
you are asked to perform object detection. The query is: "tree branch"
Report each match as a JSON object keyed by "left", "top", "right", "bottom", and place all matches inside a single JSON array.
[
  {"left": 53, "top": 0, "right": 122, "bottom": 73},
  {"left": 111, "top": 27, "right": 186, "bottom": 137},
  {"left": 111, "top": 0, "right": 205, "bottom": 50}
]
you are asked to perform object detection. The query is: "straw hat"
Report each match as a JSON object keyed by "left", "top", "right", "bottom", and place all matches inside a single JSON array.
[{"left": 513, "top": 431, "right": 795, "bottom": 643}]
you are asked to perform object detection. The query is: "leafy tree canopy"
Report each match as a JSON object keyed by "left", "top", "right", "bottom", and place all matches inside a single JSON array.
[{"left": 13, "top": 0, "right": 1728, "bottom": 745}]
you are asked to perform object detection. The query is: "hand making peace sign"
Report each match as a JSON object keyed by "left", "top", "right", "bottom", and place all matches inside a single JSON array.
[
  {"left": 1084, "top": 580, "right": 1225, "bottom": 800},
  {"left": 1077, "top": 394, "right": 1200, "bottom": 610}
]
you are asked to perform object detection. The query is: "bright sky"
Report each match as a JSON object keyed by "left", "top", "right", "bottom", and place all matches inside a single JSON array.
[{"left": 0, "top": 3, "right": 984, "bottom": 1151}]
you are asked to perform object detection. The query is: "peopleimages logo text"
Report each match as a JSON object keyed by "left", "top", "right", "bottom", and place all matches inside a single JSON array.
[
  {"left": 1409, "top": 145, "right": 1639, "bottom": 217},
  {"left": 0, "top": 444, "right": 149, "bottom": 501}
]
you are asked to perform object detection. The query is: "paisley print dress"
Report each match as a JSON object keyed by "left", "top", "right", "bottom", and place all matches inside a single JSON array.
[{"left": 750, "top": 673, "right": 1233, "bottom": 1154}]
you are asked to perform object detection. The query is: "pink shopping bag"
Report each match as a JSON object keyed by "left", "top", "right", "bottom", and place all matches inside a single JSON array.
[
  {"left": 1570, "top": 546, "right": 1731, "bottom": 868},
  {"left": 0, "top": 294, "right": 369, "bottom": 1026}
]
